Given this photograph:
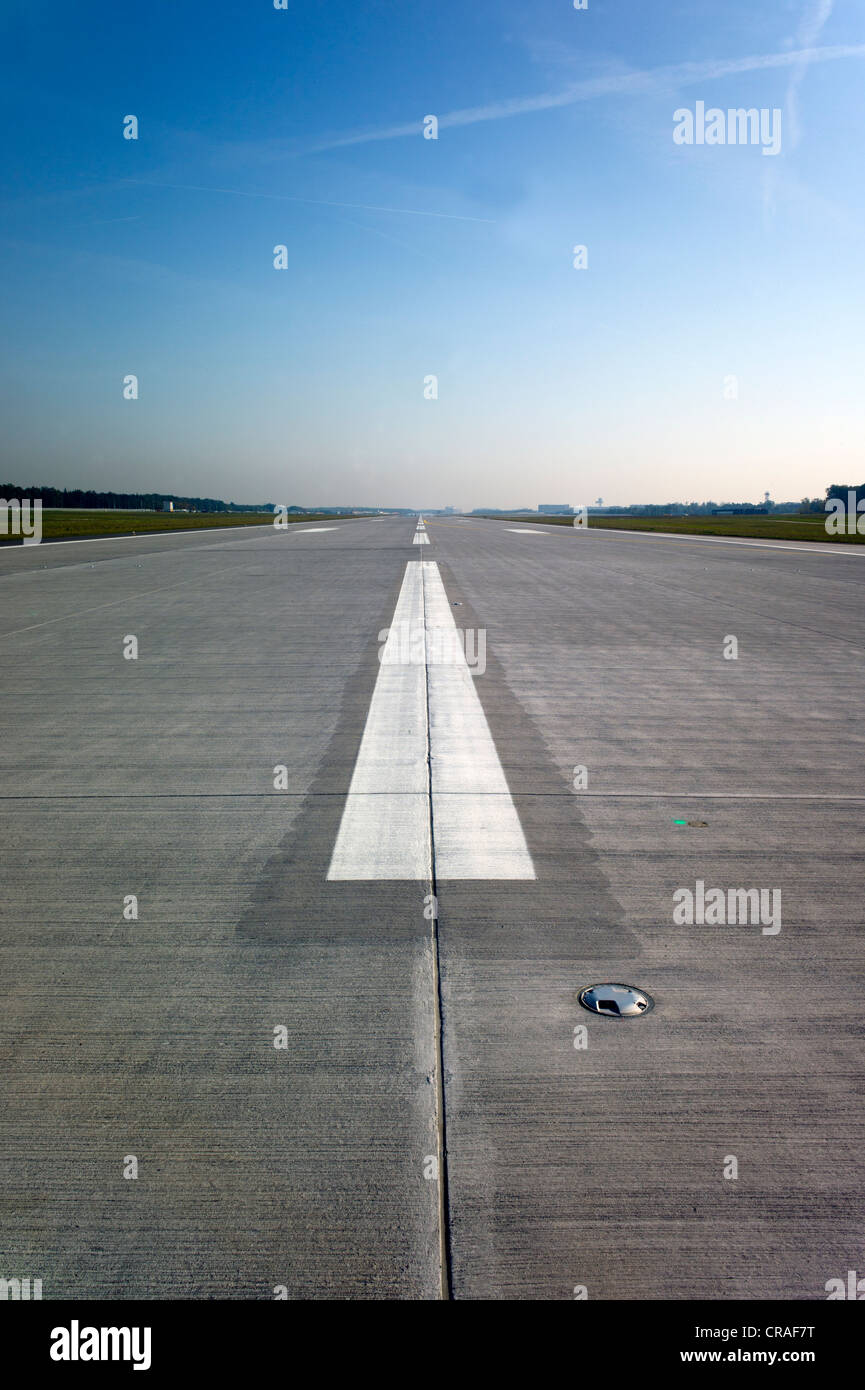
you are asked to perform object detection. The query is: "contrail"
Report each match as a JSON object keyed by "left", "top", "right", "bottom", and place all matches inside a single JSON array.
[
  {"left": 118, "top": 38, "right": 864, "bottom": 224},
  {"left": 787, "top": 2, "right": 835, "bottom": 147},
  {"left": 120, "top": 178, "right": 496, "bottom": 223},
  {"left": 294, "top": 42, "right": 865, "bottom": 153}
]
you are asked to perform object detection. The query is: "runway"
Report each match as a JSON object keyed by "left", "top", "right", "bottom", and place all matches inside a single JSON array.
[{"left": 1, "top": 515, "right": 862, "bottom": 1299}]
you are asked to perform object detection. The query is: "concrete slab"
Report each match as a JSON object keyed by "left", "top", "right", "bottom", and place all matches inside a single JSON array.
[{"left": 1, "top": 514, "right": 862, "bottom": 1299}]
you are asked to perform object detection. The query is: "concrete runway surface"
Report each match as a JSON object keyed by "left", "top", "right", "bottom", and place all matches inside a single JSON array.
[{"left": 1, "top": 515, "right": 863, "bottom": 1299}]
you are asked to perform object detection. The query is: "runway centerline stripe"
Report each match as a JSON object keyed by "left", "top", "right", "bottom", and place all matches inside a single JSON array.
[
  {"left": 326, "top": 560, "right": 534, "bottom": 881},
  {"left": 422, "top": 561, "right": 535, "bottom": 880},
  {"left": 327, "top": 562, "right": 430, "bottom": 880}
]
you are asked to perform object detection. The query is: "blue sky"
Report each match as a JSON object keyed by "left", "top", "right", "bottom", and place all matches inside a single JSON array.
[{"left": 2, "top": 0, "right": 864, "bottom": 508}]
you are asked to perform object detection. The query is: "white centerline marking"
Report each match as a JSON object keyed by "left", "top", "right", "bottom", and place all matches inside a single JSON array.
[
  {"left": 422, "top": 561, "right": 534, "bottom": 880},
  {"left": 296, "top": 527, "right": 339, "bottom": 532},
  {"left": 506, "top": 528, "right": 547, "bottom": 534},
  {"left": 327, "top": 560, "right": 534, "bottom": 881},
  {"left": 327, "top": 563, "right": 430, "bottom": 880}
]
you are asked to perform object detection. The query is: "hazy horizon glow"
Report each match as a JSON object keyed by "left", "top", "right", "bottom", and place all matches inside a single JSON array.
[{"left": 2, "top": 0, "right": 863, "bottom": 509}]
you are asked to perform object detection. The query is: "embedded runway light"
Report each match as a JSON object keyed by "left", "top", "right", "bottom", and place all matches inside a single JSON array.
[{"left": 577, "top": 983, "right": 654, "bottom": 1018}]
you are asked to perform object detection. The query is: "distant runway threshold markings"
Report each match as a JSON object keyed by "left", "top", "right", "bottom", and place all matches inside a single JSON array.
[{"left": 327, "top": 560, "right": 534, "bottom": 881}]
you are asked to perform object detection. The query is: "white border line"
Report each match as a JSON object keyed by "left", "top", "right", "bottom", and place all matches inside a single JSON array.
[{"left": 582, "top": 526, "right": 865, "bottom": 556}]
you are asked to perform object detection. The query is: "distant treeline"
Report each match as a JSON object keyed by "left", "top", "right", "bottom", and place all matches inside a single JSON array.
[
  {"left": 802, "top": 483, "right": 865, "bottom": 512},
  {"left": 583, "top": 499, "right": 796, "bottom": 516},
  {"left": 591, "top": 502, "right": 777, "bottom": 516},
  {"left": 608, "top": 485, "right": 864, "bottom": 517},
  {"left": 475, "top": 502, "right": 788, "bottom": 517},
  {"left": 475, "top": 485, "right": 864, "bottom": 518},
  {"left": 0, "top": 484, "right": 274, "bottom": 513}
]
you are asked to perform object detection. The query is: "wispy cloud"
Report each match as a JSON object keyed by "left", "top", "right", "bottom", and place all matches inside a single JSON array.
[
  {"left": 292, "top": 42, "right": 865, "bottom": 155},
  {"left": 120, "top": 178, "right": 495, "bottom": 223},
  {"left": 786, "top": 2, "right": 835, "bottom": 147}
]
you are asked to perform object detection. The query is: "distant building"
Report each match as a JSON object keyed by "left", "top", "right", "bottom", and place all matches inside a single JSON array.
[
  {"left": 538, "top": 504, "right": 574, "bottom": 515},
  {"left": 710, "top": 505, "right": 769, "bottom": 515}
]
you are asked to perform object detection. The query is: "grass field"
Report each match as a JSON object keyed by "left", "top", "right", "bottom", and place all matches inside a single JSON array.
[
  {"left": 481, "top": 513, "right": 863, "bottom": 544},
  {"left": 1, "top": 510, "right": 349, "bottom": 544}
]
